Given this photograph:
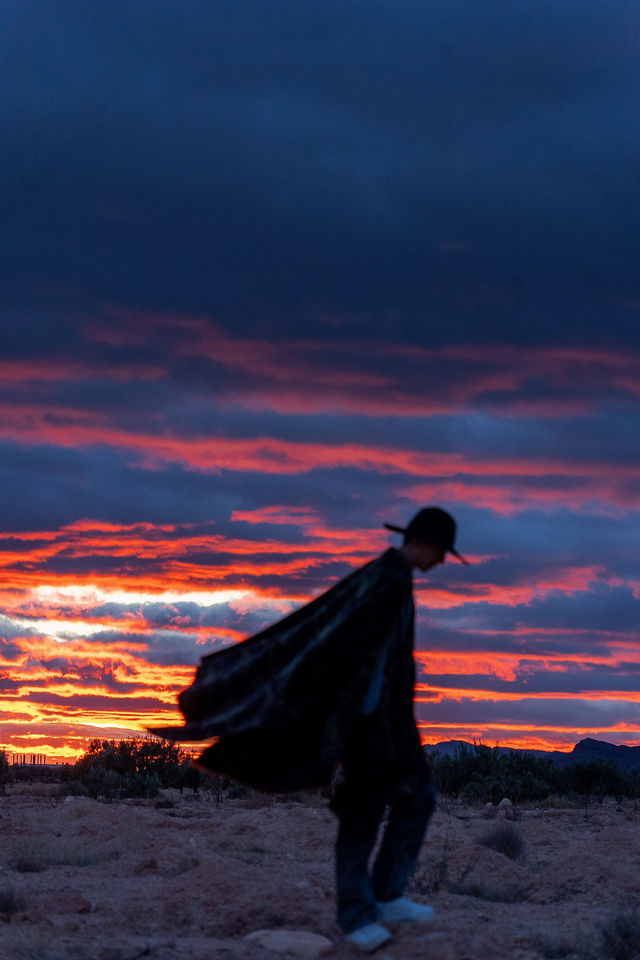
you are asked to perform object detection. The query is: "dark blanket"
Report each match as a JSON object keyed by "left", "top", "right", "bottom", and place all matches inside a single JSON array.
[{"left": 151, "top": 548, "right": 417, "bottom": 791}]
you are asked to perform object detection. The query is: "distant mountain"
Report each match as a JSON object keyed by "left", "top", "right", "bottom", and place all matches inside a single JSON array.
[
  {"left": 569, "top": 737, "right": 640, "bottom": 770},
  {"left": 425, "top": 737, "right": 640, "bottom": 771},
  {"left": 425, "top": 740, "right": 553, "bottom": 760}
]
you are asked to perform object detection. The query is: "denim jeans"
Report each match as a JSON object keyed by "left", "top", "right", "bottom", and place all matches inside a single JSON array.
[{"left": 331, "top": 777, "right": 437, "bottom": 933}]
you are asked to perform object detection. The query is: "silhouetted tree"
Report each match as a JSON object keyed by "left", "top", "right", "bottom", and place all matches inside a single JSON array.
[{"left": 66, "top": 738, "right": 204, "bottom": 800}]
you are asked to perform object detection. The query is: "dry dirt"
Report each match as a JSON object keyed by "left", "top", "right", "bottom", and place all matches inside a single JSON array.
[{"left": 1, "top": 782, "right": 639, "bottom": 960}]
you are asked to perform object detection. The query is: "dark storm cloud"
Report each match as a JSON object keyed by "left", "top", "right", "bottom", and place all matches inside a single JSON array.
[
  {"left": 2, "top": 419, "right": 638, "bottom": 535},
  {"left": 0, "top": 673, "right": 21, "bottom": 693},
  {"left": 86, "top": 627, "right": 231, "bottom": 667},
  {"left": 428, "top": 583, "right": 640, "bottom": 636},
  {"left": 2, "top": 1, "right": 640, "bottom": 755},
  {"left": 25, "top": 690, "right": 165, "bottom": 713},
  {"left": 0, "top": 443, "right": 406, "bottom": 533},
  {"left": 416, "top": 696, "right": 640, "bottom": 730},
  {"left": 0, "top": 636, "right": 22, "bottom": 660},
  {"left": 445, "top": 507, "right": 640, "bottom": 569},
  {"left": 417, "top": 664, "right": 640, "bottom": 697},
  {"left": 38, "top": 655, "right": 134, "bottom": 677},
  {"left": 414, "top": 623, "right": 623, "bottom": 661},
  {"left": 3, "top": 1, "right": 640, "bottom": 341},
  {"left": 87, "top": 599, "right": 296, "bottom": 643},
  {"left": 14, "top": 662, "right": 139, "bottom": 695},
  {"left": 518, "top": 585, "right": 640, "bottom": 633},
  {"left": 0, "top": 444, "right": 240, "bottom": 531}
]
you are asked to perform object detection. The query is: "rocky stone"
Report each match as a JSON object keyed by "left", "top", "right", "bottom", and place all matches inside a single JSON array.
[{"left": 244, "top": 928, "right": 336, "bottom": 958}]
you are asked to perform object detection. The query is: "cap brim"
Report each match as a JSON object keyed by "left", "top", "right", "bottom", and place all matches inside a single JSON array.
[
  {"left": 383, "top": 522, "right": 406, "bottom": 533},
  {"left": 450, "top": 548, "right": 470, "bottom": 566}
]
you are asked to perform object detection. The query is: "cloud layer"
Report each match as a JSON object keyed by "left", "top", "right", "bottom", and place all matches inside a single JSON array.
[{"left": 1, "top": 1, "right": 639, "bottom": 760}]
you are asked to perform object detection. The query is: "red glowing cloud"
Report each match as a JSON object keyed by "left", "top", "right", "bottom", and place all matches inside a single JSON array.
[{"left": 1, "top": 317, "right": 638, "bottom": 761}]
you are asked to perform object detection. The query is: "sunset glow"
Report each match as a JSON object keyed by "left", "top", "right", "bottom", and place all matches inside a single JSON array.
[{"left": 3, "top": 1, "right": 640, "bottom": 766}]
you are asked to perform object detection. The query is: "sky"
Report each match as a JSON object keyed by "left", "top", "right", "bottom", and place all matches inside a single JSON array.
[{"left": 1, "top": 0, "right": 639, "bottom": 763}]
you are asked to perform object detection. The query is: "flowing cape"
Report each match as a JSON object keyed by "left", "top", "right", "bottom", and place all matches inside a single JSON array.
[{"left": 150, "top": 548, "right": 413, "bottom": 791}]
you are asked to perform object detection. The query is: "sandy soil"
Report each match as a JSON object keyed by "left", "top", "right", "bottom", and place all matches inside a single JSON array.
[{"left": 1, "top": 782, "right": 639, "bottom": 960}]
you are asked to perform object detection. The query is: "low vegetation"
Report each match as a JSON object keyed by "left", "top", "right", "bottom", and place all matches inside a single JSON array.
[
  {"left": 600, "top": 908, "right": 640, "bottom": 960},
  {"left": 0, "top": 885, "right": 25, "bottom": 916},
  {"left": 430, "top": 743, "right": 640, "bottom": 809},
  {"left": 450, "top": 878, "right": 531, "bottom": 903},
  {"left": 4, "top": 738, "right": 640, "bottom": 810},
  {"left": 58, "top": 738, "right": 205, "bottom": 800},
  {"left": 479, "top": 821, "right": 526, "bottom": 860},
  {"left": 11, "top": 844, "right": 120, "bottom": 872}
]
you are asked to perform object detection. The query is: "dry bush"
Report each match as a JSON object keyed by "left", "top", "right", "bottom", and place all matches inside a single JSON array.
[
  {"left": 11, "top": 853, "right": 46, "bottom": 873},
  {"left": 0, "top": 885, "right": 25, "bottom": 915},
  {"left": 11, "top": 842, "right": 119, "bottom": 870},
  {"left": 239, "top": 789, "right": 277, "bottom": 809},
  {"left": 407, "top": 829, "right": 479, "bottom": 897},
  {"left": 449, "top": 877, "right": 531, "bottom": 903},
  {"left": 43, "top": 844, "right": 120, "bottom": 867},
  {"left": 601, "top": 909, "right": 640, "bottom": 960},
  {"left": 408, "top": 855, "right": 449, "bottom": 895},
  {"left": 479, "top": 821, "right": 525, "bottom": 860}
]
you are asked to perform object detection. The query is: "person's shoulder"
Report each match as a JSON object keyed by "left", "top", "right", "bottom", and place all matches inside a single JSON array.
[
  {"left": 358, "top": 547, "right": 412, "bottom": 588},
  {"left": 379, "top": 546, "right": 411, "bottom": 574}
]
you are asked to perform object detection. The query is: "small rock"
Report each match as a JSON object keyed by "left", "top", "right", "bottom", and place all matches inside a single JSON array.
[
  {"left": 133, "top": 857, "right": 158, "bottom": 874},
  {"left": 497, "top": 798, "right": 514, "bottom": 817},
  {"left": 244, "top": 928, "right": 335, "bottom": 958},
  {"left": 483, "top": 802, "right": 497, "bottom": 818}
]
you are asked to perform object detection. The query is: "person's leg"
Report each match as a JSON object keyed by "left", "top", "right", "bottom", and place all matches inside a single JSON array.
[
  {"left": 371, "top": 778, "right": 437, "bottom": 903},
  {"left": 331, "top": 783, "right": 387, "bottom": 933}
]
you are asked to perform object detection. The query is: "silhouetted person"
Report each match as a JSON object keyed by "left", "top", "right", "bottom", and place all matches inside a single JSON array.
[
  {"left": 329, "top": 507, "right": 467, "bottom": 951},
  {"left": 152, "top": 506, "right": 468, "bottom": 953}
]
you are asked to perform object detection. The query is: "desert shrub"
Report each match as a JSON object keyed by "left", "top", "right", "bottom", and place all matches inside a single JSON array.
[
  {"left": 10, "top": 764, "right": 59, "bottom": 783},
  {"left": 60, "top": 777, "right": 90, "bottom": 797},
  {"left": 430, "top": 744, "right": 640, "bottom": 806},
  {"left": 11, "top": 853, "right": 46, "bottom": 873},
  {"left": 11, "top": 843, "right": 118, "bottom": 871},
  {"left": 408, "top": 839, "right": 452, "bottom": 894},
  {"left": 226, "top": 783, "right": 250, "bottom": 800},
  {"left": 431, "top": 744, "right": 555, "bottom": 804},
  {"left": 41, "top": 845, "right": 119, "bottom": 867},
  {"left": 479, "top": 822, "right": 525, "bottom": 860},
  {"left": 0, "top": 885, "right": 25, "bottom": 915},
  {"left": 600, "top": 908, "right": 640, "bottom": 960},
  {"left": 559, "top": 760, "right": 627, "bottom": 806},
  {"left": 624, "top": 770, "right": 640, "bottom": 806},
  {"left": 62, "top": 738, "right": 206, "bottom": 800},
  {"left": 460, "top": 774, "right": 503, "bottom": 805},
  {"left": 450, "top": 878, "right": 531, "bottom": 902}
]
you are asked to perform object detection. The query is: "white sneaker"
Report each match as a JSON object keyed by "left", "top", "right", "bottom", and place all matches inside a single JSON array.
[
  {"left": 345, "top": 922, "right": 393, "bottom": 952},
  {"left": 376, "top": 896, "right": 435, "bottom": 924}
]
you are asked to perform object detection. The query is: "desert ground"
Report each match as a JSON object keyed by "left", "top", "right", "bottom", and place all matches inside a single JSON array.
[{"left": 2, "top": 781, "right": 639, "bottom": 960}]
